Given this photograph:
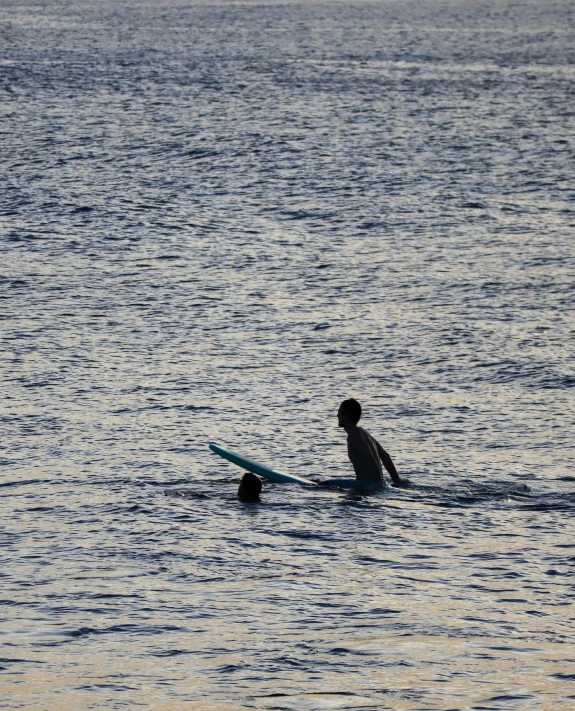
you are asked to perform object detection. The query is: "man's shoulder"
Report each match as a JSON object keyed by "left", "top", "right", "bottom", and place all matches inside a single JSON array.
[
  {"left": 347, "top": 426, "right": 362, "bottom": 437},
  {"left": 357, "top": 426, "right": 373, "bottom": 441},
  {"left": 349, "top": 427, "right": 371, "bottom": 445}
]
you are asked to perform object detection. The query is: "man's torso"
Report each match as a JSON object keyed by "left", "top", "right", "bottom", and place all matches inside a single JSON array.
[{"left": 347, "top": 427, "right": 384, "bottom": 481}]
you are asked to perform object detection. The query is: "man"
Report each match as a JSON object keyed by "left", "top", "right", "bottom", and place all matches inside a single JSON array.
[
  {"left": 166, "top": 472, "right": 262, "bottom": 503},
  {"left": 337, "top": 398, "right": 404, "bottom": 487},
  {"left": 238, "top": 472, "right": 262, "bottom": 502}
]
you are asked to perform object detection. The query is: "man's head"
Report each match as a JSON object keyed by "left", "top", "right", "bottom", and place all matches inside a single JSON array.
[
  {"left": 338, "top": 398, "right": 362, "bottom": 427},
  {"left": 238, "top": 472, "right": 262, "bottom": 502}
]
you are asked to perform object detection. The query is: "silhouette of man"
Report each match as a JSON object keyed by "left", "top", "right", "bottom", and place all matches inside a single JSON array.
[
  {"left": 337, "top": 398, "right": 404, "bottom": 487},
  {"left": 238, "top": 472, "right": 262, "bottom": 502}
]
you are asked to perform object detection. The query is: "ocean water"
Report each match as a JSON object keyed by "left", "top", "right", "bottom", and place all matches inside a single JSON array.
[{"left": 1, "top": 0, "right": 574, "bottom": 708}]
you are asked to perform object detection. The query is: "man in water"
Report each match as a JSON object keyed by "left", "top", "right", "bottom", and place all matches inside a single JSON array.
[
  {"left": 166, "top": 472, "right": 262, "bottom": 503},
  {"left": 337, "top": 398, "right": 404, "bottom": 487},
  {"left": 238, "top": 472, "right": 262, "bottom": 502}
]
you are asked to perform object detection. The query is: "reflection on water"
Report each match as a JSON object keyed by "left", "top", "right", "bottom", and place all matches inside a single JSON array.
[{"left": 1, "top": 0, "right": 574, "bottom": 708}]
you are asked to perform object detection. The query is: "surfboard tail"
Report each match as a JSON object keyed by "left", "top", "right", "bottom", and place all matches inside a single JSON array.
[{"left": 209, "top": 443, "right": 316, "bottom": 486}]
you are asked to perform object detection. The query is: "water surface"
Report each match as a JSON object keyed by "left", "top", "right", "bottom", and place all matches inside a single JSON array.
[{"left": 1, "top": 0, "right": 574, "bottom": 708}]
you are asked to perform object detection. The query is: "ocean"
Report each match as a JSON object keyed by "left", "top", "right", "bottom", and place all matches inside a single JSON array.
[{"left": 1, "top": 0, "right": 574, "bottom": 708}]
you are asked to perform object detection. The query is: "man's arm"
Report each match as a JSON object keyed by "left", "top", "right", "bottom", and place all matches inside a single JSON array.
[{"left": 374, "top": 439, "right": 402, "bottom": 487}]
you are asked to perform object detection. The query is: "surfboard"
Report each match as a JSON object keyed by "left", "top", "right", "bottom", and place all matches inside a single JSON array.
[{"left": 209, "top": 443, "right": 316, "bottom": 485}]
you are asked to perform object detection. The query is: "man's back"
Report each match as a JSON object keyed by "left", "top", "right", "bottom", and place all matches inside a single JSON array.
[{"left": 347, "top": 426, "right": 384, "bottom": 482}]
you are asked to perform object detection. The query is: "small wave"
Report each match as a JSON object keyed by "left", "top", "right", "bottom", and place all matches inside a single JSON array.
[
  {"left": 65, "top": 624, "right": 187, "bottom": 639},
  {"left": 0, "top": 478, "right": 51, "bottom": 488}
]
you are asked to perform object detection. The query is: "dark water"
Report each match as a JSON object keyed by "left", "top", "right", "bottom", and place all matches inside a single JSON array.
[{"left": 1, "top": 0, "right": 574, "bottom": 708}]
